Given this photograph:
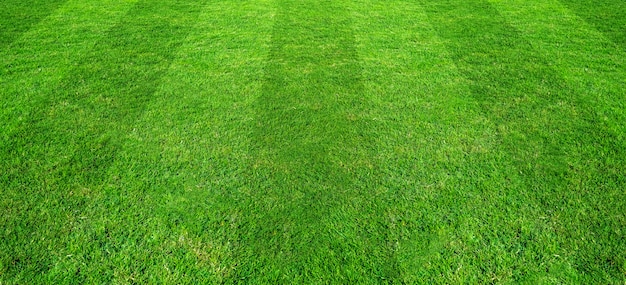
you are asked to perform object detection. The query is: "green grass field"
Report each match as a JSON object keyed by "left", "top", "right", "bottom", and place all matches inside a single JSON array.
[{"left": 1, "top": 0, "right": 625, "bottom": 283}]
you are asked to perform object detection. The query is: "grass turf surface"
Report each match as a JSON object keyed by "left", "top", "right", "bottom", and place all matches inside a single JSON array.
[{"left": 1, "top": 0, "right": 625, "bottom": 283}]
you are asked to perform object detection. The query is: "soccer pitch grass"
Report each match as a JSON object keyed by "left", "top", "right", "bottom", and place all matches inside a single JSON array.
[{"left": 1, "top": 0, "right": 625, "bottom": 283}]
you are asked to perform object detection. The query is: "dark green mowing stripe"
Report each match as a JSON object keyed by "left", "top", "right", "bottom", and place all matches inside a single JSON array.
[{"left": 228, "top": 0, "right": 399, "bottom": 282}]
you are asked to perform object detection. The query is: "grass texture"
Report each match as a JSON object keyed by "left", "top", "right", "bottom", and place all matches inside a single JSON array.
[{"left": 1, "top": 0, "right": 625, "bottom": 283}]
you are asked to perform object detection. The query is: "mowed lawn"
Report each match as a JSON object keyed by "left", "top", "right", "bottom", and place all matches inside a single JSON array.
[{"left": 1, "top": 0, "right": 625, "bottom": 283}]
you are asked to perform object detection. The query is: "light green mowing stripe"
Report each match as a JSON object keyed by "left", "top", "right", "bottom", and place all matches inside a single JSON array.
[
  {"left": 0, "top": 0, "right": 209, "bottom": 282},
  {"left": 226, "top": 0, "right": 399, "bottom": 282},
  {"left": 351, "top": 0, "right": 560, "bottom": 282},
  {"left": 488, "top": 0, "right": 626, "bottom": 280},
  {"left": 420, "top": 0, "right": 625, "bottom": 282},
  {"left": 350, "top": 1, "right": 487, "bottom": 282},
  {"left": 59, "top": 0, "right": 275, "bottom": 282}
]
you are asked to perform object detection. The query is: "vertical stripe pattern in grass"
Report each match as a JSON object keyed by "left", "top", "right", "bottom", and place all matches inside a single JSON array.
[
  {"left": 77, "top": 0, "right": 275, "bottom": 282},
  {"left": 489, "top": 0, "right": 626, "bottom": 280},
  {"left": 231, "top": 0, "right": 397, "bottom": 282},
  {"left": 421, "top": 0, "right": 625, "bottom": 281},
  {"left": 1, "top": 0, "right": 625, "bottom": 283}
]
